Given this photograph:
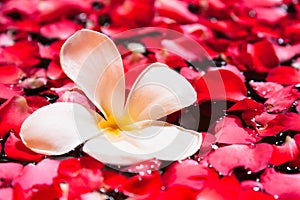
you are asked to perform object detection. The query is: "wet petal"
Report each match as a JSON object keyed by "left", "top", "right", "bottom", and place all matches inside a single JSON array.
[
  {"left": 125, "top": 62, "right": 196, "bottom": 122},
  {"left": 20, "top": 102, "right": 102, "bottom": 155},
  {"left": 261, "top": 168, "right": 300, "bottom": 199},
  {"left": 208, "top": 143, "right": 273, "bottom": 175},
  {"left": 60, "top": 29, "right": 125, "bottom": 118},
  {"left": 83, "top": 123, "right": 201, "bottom": 165},
  {"left": 12, "top": 159, "right": 59, "bottom": 191}
]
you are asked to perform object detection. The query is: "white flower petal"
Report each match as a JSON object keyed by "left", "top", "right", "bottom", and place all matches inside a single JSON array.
[
  {"left": 125, "top": 62, "right": 196, "bottom": 122},
  {"left": 20, "top": 102, "right": 102, "bottom": 155},
  {"left": 60, "top": 29, "right": 125, "bottom": 118},
  {"left": 83, "top": 123, "right": 201, "bottom": 166}
]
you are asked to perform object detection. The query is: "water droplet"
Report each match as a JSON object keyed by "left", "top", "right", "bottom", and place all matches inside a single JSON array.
[
  {"left": 249, "top": 10, "right": 256, "bottom": 17},
  {"left": 138, "top": 176, "right": 143, "bottom": 180}
]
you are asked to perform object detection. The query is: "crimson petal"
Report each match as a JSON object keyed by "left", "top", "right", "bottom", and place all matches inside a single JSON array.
[
  {"left": 5, "top": 132, "right": 44, "bottom": 162},
  {"left": 0, "top": 96, "right": 32, "bottom": 139},
  {"left": 195, "top": 68, "right": 247, "bottom": 103},
  {"left": 162, "top": 160, "right": 208, "bottom": 190},
  {"left": 266, "top": 66, "right": 300, "bottom": 85}
]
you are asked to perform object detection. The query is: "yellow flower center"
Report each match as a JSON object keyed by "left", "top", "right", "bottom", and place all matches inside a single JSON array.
[{"left": 98, "top": 115, "right": 121, "bottom": 135}]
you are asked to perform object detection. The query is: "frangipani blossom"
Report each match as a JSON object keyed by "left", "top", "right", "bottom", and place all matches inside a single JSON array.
[{"left": 20, "top": 29, "right": 201, "bottom": 166}]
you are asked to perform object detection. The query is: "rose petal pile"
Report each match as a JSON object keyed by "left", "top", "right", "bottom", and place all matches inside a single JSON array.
[{"left": 1, "top": 0, "right": 300, "bottom": 199}]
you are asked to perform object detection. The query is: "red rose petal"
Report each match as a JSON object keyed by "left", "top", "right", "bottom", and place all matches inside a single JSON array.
[
  {"left": 12, "top": 159, "right": 59, "bottom": 190},
  {"left": 214, "top": 115, "right": 259, "bottom": 144},
  {"left": 0, "top": 65, "right": 25, "bottom": 84},
  {"left": 123, "top": 171, "right": 162, "bottom": 196},
  {"left": 162, "top": 160, "right": 209, "bottom": 190},
  {"left": 155, "top": 0, "right": 198, "bottom": 23},
  {"left": 282, "top": 113, "right": 300, "bottom": 132},
  {"left": 30, "top": 184, "right": 62, "bottom": 200},
  {"left": 56, "top": 158, "right": 103, "bottom": 199},
  {"left": 273, "top": 43, "right": 300, "bottom": 63},
  {"left": 57, "top": 158, "right": 81, "bottom": 179},
  {"left": 25, "top": 96, "right": 49, "bottom": 111},
  {"left": 266, "top": 66, "right": 300, "bottom": 85},
  {"left": 261, "top": 168, "right": 300, "bottom": 199},
  {"left": 265, "top": 85, "right": 300, "bottom": 113},
  {"left": 255, "top": 113, "right": 285, "bottom": 137},
  {"left": 69, "top": 169, "right": 103, "bottom": 199},
  {"left": 208, "top": 143, "right": 273, "bottom": 175},
  {"left": 197, "top": 174, "right": 241, "bottom": 200},
  {"left": 0, "top": 96, "right": 32, "bottom": 139},
  {"left": 111, "top": 0, "right": 155, "bottom": 27},
  {"left": 0, "top": 41, "right": 40, "bottom": 68},
  {"left": 195, "top": 69, "right": 247, "bottom": 103},
  {"left": 255, "top": 7, "right": 286, "bottom": 25},
  {"left": 37, "top": 1, "right": 91, "bottom": 23},
  {"left": 40, "top": 19, "right": 80, "bottom": 40},
  {"left": 151, "top": 185, "right": 198, "bottom": 200},
  {"left": 0, "top": 84, "right": 20, "bottom": 100},
  {"left": 250, "top": 40, "right": 279, "bottom": 71},
  {"left": 102, "top": 171, "right": 128, "bottom": 190},
  {"left": 179, "top": 67, "right": 202, "bottom": 82},
  {"left": 5, "top": 132, "right": 44, "bottom": 162},
  {"left": 249, "top": 81, "right": 284, "bottom": 98},
  {"left": 1, "top": 0, "right": 38, "bottom": 16},
  {"left": 79, "top": 156, "right": 104, "bottom": 171},
  {"left": 238, "top": 189, "right": 275, "bottom": 200},
  {"left": 270, "top": 136, "right": 299, "bottom": 166},
  {"left": 47, "top": 59, "right": 66, "bottom": 80},
  {"left": 243, "top": 0, "right": 283, "bottom": 7},
  {"left": 228, "top": 98, "right": 264, "bottom": 112}
]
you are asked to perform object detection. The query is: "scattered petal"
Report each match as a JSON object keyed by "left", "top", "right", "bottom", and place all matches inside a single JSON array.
[
  {"left": 0, "top": 96, "right": 32, "bottom": 139},
  {"left": 261, "top": 168, "right": 300, "bottom": 199},
  {"left": 5, "top": 132, "right": 44, "bottom": 162},
  {"left": 12, "top": 159, "right": 59, "bottom": 191},
  {"left": 208, "top": 144, "right": 273, "bottom": 175},
  {"left": 195, "top": 68, "right": 247, "bottom": 103}
]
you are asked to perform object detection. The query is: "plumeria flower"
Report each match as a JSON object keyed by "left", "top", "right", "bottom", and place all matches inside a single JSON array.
[{"left": 20, "top": 29, "right": 202, "bottom": 166}]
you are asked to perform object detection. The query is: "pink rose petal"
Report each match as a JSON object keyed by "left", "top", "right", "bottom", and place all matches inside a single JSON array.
[
  {"left": 249, "top": 81, "right": 284, "bottom": 98},
  {"left": 265, "top": 85, "right": 300, "bottom": 113},
  {"left": 214, "top": 115, "right": 259, "bottom": 144},
  {"left": 0, "top": 162, "right": 23, "bottom": 187},
  {"left": 12, "top": 159, "right": 59, "bottom": 191},
  {"left": 261, "top": 168, "right": 300, "bottom": 199},
  {"left": 208, "top": 143, "right": 273, "bottom": 175},
  {"left": 269, "top": 136, "right": 299, "bottom": 166}
]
